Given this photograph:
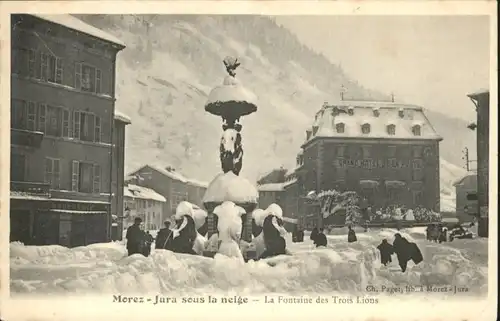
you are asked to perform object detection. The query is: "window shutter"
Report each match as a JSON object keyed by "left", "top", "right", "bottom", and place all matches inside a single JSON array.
[
  {"left": 27, "top": 101, "right": 36, "bottom": 131},
  {"left": 37, "top": 103, "right": 46, "bottom": 133},
  {"left": 72, "top": 111, "right": 81, "bottom": 139},
  {"left": 75, "top": 62, "right": 82, "bottom": 89},
  {"left": 62, "top": 109, "right": 70, "bottom": 138},
  {"left": 96, "top": 69, "right": 102, "bottom": 94},
  {"left": 53, "top": 159, "right": 60, "bottom": 189},
  {"left": 55, "top": 58, "right": 63, "bottom": 84},
  {"left": 44, "top": 158, "right": 52, "bottom": 184},
  {"left": 94, "top": 116, "right": 101, "bottom": 143},
  {"left": 40, "top": 52, "right": 48, "bottom": 81},
  {"left": 71, "top": 160, "right": 80, "bottom": 192},
  {"left": 93, "top": 164, "right": 101, "bottom": 194},
  {"left": 28, "top": 49, "right": 36, "bottom": 78}
]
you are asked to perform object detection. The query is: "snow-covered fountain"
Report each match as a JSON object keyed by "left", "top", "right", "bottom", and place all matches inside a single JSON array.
[{"left": 202, "top": 57, "right": 259, "bottom": 259}]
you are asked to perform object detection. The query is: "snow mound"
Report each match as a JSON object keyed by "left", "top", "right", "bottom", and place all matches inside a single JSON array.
[
  {"left": 10, "top": 228, "right": 487, "bottom": 296},
  {"left": 203, "top": 172, "right": 258, "bottom": 204}
]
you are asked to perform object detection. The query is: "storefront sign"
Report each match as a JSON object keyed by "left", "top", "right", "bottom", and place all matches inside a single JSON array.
[
  {"left": 51, "top": 201, "right": 109, "bottom": 212},
  {"left": 334, "top": 158, "right": 410, "bottom": 170}
]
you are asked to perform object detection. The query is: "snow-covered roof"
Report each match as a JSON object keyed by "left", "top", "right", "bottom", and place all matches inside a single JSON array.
[
  {"left": 452, "top": 172, "right": 477, "bottom": 187},
  {"left": 186, "top": 178, "right": 208, "bottom": 188},
  {"left": 32, "top": 14, "right": 126, "bottom": 48},
  {"left": 124, "top": 184, "right": 166, "bottom": 202},
  {"left": 128, "top": 164, "right": 188, "bottom": 183},
  {"left": 467, "top": 89, "right": 489, "bottom": 98},
  {"left": 257, "top": 183, "right": 285, "bottom": 192},
  {"left": 114, "top": 110, "right": 131, "bottom": 124},
  {"left": 283, "top": 177, "right": 298, "bottom": 188},
  {"left": 306, "top": 101, "right": 442, "bottom": 142}
]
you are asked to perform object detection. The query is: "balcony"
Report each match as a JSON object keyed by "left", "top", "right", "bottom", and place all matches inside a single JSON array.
[
  {"left": 11, "top": 128, "right": 44, "bottom": 148},
  {"left": 10, "top": 181, "right": 50, "bottom": 197}
]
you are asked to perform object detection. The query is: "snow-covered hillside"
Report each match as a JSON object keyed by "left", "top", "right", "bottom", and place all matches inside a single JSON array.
[{"left": 76, "top": 15, "right": 474, "bottom": 209}]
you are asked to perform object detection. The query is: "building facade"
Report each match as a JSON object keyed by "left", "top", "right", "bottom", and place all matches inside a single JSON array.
[
  {"left": 468, "top": 90, "right": 489, "bottom": 237},
  {"left": 126, "top": 165, "right": 207, "bottom": 223},
  {"left": 9, "top": 14, "right": 125, "bottom": 246},
  {"left": 123, "top": 184, "right": 166, "bottom": 230},
  {"left": 111, "top": 111, "right": 131, "bottom": 239},
  {"left": 453, "top": 173, "right": 478, "bottom": 222},
  {"left": 297, "top": 101, "right": 442, "bottom": 228}
]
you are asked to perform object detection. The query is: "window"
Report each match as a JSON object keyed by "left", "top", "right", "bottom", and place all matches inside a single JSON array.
[
  {"left": 28, "top": 49, "right": 37, "bottom": 78},
  {"left": 71, "top": 161, "right": 101, "bottom": 193},
  {"left": 362, "top": 145, "right": 372, "bottom": 158},
  {"left": 412, "top": 146, "right": 423, "bottom": 158},
  {"left": 75, "top": 63, "right": 102, "bottom": 93},
  {"left": 38, "top": 103, "right": 46, "bottom": 132},
  {"left": 39, "top": 52, "right": 63, "bottom": 84},
  {"left": 387, "top": 124, "right": 396, "bottom": 135},
  {"left": 412, "top": 159, "right": 424, "bottom": 170},
  {"left": 412, "top": 125, "right": 422, "bottom": 136},
  {"left": 348, "top": 108, "right": 354, "bottom": 116},
  {"left": 387, "top": 146, "right": 397, "bottom": 158},
  {"left": 11, "top": 153, "right": 27, "bottom": 182},
  {"left": 73, "top": 111, "right": 101, "bottom": 142},
  {"left": 11, "top": 100, "right": 37, "bottom": 131},
  {"left": 46, "top": 106, "right": 62, "bottom": 136},
  {"left": 466, "top": 193, "right": 478, "bottom": 201},
  {"left": 412, "top": 168, "right": 424, "bottom": 181},
  {"left": 412, "top": 190, "right": 423, "bottom": 206},
  {"left": 335, "top": 123, "right": 345, "bottom": 133},
  {"left": 336, "top": 145, "right": 345, "bottom": 157},
  {"left": 361, "top": 123, "right": 370, "bottom": 134},
  {"left": 373, "top": 109, "right": 380, "bottom": 117},
  {"left": 44, "top": 157, "right": 61, "bottom": 189}
]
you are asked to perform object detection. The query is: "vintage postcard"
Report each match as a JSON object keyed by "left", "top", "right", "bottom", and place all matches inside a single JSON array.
[{"left": 0, "top": 1, "right": 497, "bottom": 320}]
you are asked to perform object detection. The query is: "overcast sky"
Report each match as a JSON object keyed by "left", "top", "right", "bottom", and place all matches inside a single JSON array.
[{"left": 275, "top": 15, "right": 490, "bottom": 121}]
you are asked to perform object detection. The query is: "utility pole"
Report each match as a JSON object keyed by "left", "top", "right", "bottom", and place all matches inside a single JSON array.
[
  {"left": 462, "top": 147, "right": 470, "bottom": 171},
  {"left": 340, "top": 84, "right": 345, "bottom": 101}
]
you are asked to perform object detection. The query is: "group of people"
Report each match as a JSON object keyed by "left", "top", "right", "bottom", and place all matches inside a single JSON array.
[
  {"left": 426, "top": 222, "right": 474, "bottom": 243},
  {"left": 377, "top": 233, "right": 423, "bottom": 272}
]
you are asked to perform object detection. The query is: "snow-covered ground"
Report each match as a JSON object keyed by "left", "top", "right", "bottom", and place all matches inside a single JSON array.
[{"left": 10, "top": 227, "right": 487, "bottom": 297}]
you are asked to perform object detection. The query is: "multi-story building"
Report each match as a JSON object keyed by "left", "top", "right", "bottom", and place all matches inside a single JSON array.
[
  {"left": 453, "top": 172, "right": 478, "bottom": 222},
  {"left": 9, "top": 14, "right": 126, "bottom": 246},
  {"left": 467, "top": 89, "right": 490, "bottom": 237},
  {"left": 123, "top": 184, "right": 166, "bottom": 230},
  {"left": 111, "top": 111, "right": 132, "bottom": 238},
  {"left": 257, "top": 183, "right": 285, "bottom": 210},
  {"left": 126, "top": 164, "right": 207, "bottom": 223},
  {"left": 297, "top": 101, "right": 442, "bottom": 228}
]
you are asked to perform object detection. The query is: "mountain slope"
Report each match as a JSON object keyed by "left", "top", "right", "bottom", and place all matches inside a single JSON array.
[{"left": 77, "top": 15, "right": 475, "bottom": 206}]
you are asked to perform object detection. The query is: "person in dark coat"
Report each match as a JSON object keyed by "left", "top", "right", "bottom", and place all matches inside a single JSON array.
[
  {"left": 377, "top": 239, "right": 394, "bottom": 266},
  {"left": 310, "top": 227, "right": 319, "bottom": 245},
  {"left": 155, "top": 221, "right": 174, "bottom": 250},
  {"left": 126, "top": 217, "right": 144, "bottom": 256},
  {"left": 260, "top": 215, "right": 287, "bottom": 259},
  {"left": 298, "top": 227, "right": 304, "bottom": 242},
  {"left": 170, "top": 215, "right": 198, "bottom": 255},
  {"left": 392, "top": 233, "right": 423, "bottom": 272},
  {"left": 438, "top": 227, "right": 447, "bottom": 243},
  {"left": 347, "top": 225, "right": 357, "bottom": 243},
  {"left": 143, "top": 231, "right": 154, "bottom": 257},
  {"left": 315, "top": 228, "right": 328, "bottom": 247}
]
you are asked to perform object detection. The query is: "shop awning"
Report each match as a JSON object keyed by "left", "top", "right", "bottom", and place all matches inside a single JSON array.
[
  {"left": 49, "top": 209, "right": 107, "bottom": 214},
  {"left": 360, "top": 180, "right": 379, "bottom": 188},
  {"left": 385, "top": 180, "right": 406, "bottom": 188}
]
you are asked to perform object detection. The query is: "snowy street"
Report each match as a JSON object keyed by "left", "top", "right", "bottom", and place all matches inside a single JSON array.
[{"left": 10, "top": 227, "right": 487, "bottom": 297}]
